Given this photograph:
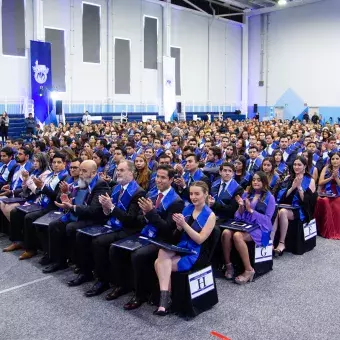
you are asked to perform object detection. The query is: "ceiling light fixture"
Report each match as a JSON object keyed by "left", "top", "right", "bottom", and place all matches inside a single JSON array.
[{"left": 278, "top": 0, "right": 287, "bottom": 5}]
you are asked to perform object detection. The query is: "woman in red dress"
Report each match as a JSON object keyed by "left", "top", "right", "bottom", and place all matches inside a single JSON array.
[{"left": 315, "top": 152, "right": 340, "bottom": 239}]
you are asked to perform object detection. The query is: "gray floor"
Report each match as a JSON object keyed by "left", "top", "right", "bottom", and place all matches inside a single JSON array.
[{"left": 0, "top": 236, "right": 339, "bottom": 340}]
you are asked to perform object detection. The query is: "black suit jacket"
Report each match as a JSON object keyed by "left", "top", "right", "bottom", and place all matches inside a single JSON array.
[
  {"left": 74, "top": 178, "right": 110, "bottom": 220},
  {"left": 140, "top": 197, "right": 184, "bottom": 243},
  {"left": 108, "top": 185, "right": 146, "bottom": 235},
  {"left": 175, "top": 173, "right": 211, "bottom": 202}
]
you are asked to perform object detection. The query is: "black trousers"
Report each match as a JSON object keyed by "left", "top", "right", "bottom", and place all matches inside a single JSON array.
[
  {"left": 45, "top": 219, "right": 96, "bottom": 265},
  {"left": 76, "top": 230, "right": 128, "bottom": 281},
  {"left": 10, "top": 207, "right": 52, "bottom": 250},
  {"left": 109, "top": 243, "right": 159, "bottom": 299}
]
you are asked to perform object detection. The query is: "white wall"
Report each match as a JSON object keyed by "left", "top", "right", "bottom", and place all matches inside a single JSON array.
[
  {"left": 0, "top": 0, "right": 243, "bottom": 110},
  {"left": 248, "top": 0, "right": 340, "bottom": 112}
]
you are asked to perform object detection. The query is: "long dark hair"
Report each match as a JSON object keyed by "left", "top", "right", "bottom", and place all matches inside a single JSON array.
[
  {"left": 94, "top": 150, "right": 108, "bottom": 168},
  {"left": 247, "top": 171, "right": 270, "bottom": 201},
  {"left": 328, "top": 151, "right": 340, "bottom": 173},
  {"left": 261, "top": 157, "right": 275, "bottom": 181},
  {"left": 291, "top": 156, "right": 311, "bottom": 181},
  {"left": 33, "top": 152, "right": 50, "bottom": 173},
  {"left": 234, "top": 155, "right": 247, "bottom": 176},
  {"left": 302, "top": 151, "right": 314, "bottom": 173}
]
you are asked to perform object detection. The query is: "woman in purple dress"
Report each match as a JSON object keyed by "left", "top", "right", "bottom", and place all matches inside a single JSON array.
[{"left": 221, "top": 171, "right": 275, "bottom": 284}]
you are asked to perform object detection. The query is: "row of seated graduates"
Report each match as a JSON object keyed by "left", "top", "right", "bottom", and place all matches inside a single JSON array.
[
  {"left": 0, "top": 143, "right": 321, "bottom": 317},
  {"left": 0, "top": 127, "right": 336, "bottom": 316}
]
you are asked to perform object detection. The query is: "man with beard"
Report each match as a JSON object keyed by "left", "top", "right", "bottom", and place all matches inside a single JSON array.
[
  {"left": 41, "top": 160, "right": 109, "bottom": 274},
  {"left": 72, "top": 160, "right": 145, "bottom": 296}
]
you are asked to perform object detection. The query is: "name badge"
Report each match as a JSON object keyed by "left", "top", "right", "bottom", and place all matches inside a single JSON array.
[
  {"left": 255, "top": 241, "right": 273, "bottom": 263},
  {"left": 303, "top": 219, "right": 317, "bottom": 241},
  {"left": 188, "top": 266, "right": 215, "bottom": 300}
]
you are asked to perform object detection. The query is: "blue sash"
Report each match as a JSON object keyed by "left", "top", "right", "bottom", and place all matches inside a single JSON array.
[
  {"left": 106, "top": 180, "right": 140, "bottom": 231},
  {"left": 239, "top": 171, "right": 252, "bottom": 187},
  {"left": 155, "top": 149, "right": 163, "bottom": 159},
  {"left": 0, "top": 159, "right": 17, "bottom": 183},
  {"left": 183, "top": 169, "right": 204, "bottom": 186},
  {"left": 61, "top": 188, "right": 88, "bottom": 223},
  {"left": 324, "top": 169, "right": 340, "bottom": 195},
  {"left": 141, "top": 187, "right": 180, "bottom": 238},
  {"left": 39, "top": 169, "right": 69, "bottom": 208},
  {"left": 269, "top": 174, "right": 280, "bottom": 190},
  {"left": 212, "top": 178, "right": 239, "bottom": 202},
  {"left": 177, "top": 204, "right": 212, "bottom": 253},
  {"left": 148, "top": 160, "right": 156, "bottom": 171},
  {"left": 292, "top": 175, "right": 311, "bottom": 221},
  {"left": 312, "top": 153, "right": 319, "bottom": 165},
  {"left": 276, "top": 162, "right": 287, "bottom": 176},
  {"left": 127, "top": 153, "right": 137, "bottom": 161},
  {"left": 11, "top": 161, "right": 33, "bottom": 190}
]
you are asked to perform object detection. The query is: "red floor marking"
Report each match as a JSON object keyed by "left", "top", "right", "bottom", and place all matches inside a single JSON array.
[{"left": 210, "top": 331, "right": 231, "bottom": 340}]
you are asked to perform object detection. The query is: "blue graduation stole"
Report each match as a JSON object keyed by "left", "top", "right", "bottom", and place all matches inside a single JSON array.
[
  {"left": 97, "top": 166, "right": 105, "bottom": 174},
  {"left": 127, "top": 153, "right": 137, "bottom": 161},
  {"left": 148, "top": 160, "right": 156, "bottom": 171},
  {"left": 11, "top": 161, "right": 33, "bottom": 190},
  {"left": 0, "top": 159, "right": 17, "bottom": 183},
  {"left": 269, "top": 174, "right": 280, "bottom": 190},
  {"left": 140, "top": 187, "right": 180, "bottom": 238},
  {"left": 276, "top": 162, "right": 287, "bottom": 176},
  {"left": 312, "top": 153, "right": 320, "bottom": 165},
  {"left": 324, "top": 169, "right": 340, "bottom": 195},
  {"left": 212, "top": 178, "right": 239, "bottom": 202},
  {"left": 39, "top": 169, "right": 69, "bottom": 208},
  {"left": 183, "top": 169, "right": 204, "bottom": 186},
  {"left": 177, "top": 204, "right": 212, "bottom": 252},
  {"left": 155, "top": 149, "right": 163, "bottom": 159},
  {"left": 61, "top": 188, "right": 88, "bottom": 223},
  {"left": 292, "top": 175, "right": 311, "bottom": 221},
  {"left": 107, "top": 159, "right": 117, "bottom": 177},
  {"left": 106, "top": 180, "right": 140, "bottom": 231},
  {"left": 239, "top": 171, "right": 252, "bottom": 187}
]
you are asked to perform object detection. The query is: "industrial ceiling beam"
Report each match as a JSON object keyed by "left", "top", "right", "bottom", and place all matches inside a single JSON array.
[{"left": 180, "top": 0, "right": 209, "bottom": 14}]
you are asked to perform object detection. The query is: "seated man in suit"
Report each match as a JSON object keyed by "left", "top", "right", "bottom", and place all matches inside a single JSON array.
[
  {"left": 0, "top": 147, "right": 17, "bottom": 190},
  {"left": 279, "top": 135, "right": 297, "bottom": 168},
  {"left": 173, "top": 153, "right": 210, "bottom": 205},
  {"left": 72, "top": 160, "right": 145, "bottom": 296},
  {"left": 208, "top": 162, "right": 243, "bottom": 224},
  {"left": 41, "top": 160, "right": 109, "bottom": 274},
  {"left": 245, "top": 146, "right": 263, "bottom": 175},
  {"left": 202, "top": 146, "right": 223, "bottom": 183},
  {"left": 5, "top": 152, "right": 69, "bottom": 260},
  {"left": 107, "top": 165, "right": 184, "bottom": 310}
]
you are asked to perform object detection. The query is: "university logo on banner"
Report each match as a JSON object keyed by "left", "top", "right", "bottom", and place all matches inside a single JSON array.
[{"left": 32, "top": 60, "right": 49, "bottom": 84}]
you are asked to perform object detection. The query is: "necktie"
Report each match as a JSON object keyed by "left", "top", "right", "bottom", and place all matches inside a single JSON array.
[
  {"left": 155, "top": 193, "right": 164, "bottom": 209},
  {"left": 266, "top": 146, "right": 269, "bottom": 154},
  {"left": 248, "top": 161, "right": 254, "bottom": 172},
  {"left": 219, "top": 182, "right": 227, "bottom": 197},
  {"left": 188, "top": 175, "right": 194, "bottom": 187},
  {"left": 118, "top": 188, "right": 124, "bottom": 201},
  {"left": 0, "top": 164, "right": 7, "bottom": 176}
]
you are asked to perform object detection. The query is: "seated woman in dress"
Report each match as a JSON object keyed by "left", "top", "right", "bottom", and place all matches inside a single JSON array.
[
  {"left": 234, "top": 156, "right": 252, "bottom": 189},
  {"left": 272, "top": 156, "right": 316, "bottom": 256},
  {"left": 154, "top": 181, "right": 216, "bottom": 316},
  {"left": 315, "top": 151, "right": 340, "bottom": 239},
  {"left": 221, "top": 171, "right": 275, "bottom": 284},
  {"left": 0, "top": 152, "right": 51, "bottom": 222},
  {"left": 272, "top": 150, "right": 289, "bottom": 180},
  {"left": 302, "top": 150, "right": 318, "bottom": 182},
  {"left": 144, "top": 147, "right": 158, "bottom": 172},
  {"left": 134, "top": 154, "right": 152, "bottom": 191},
  {"left": 261, "top": 157, "right": 280, "bottom": 196}
]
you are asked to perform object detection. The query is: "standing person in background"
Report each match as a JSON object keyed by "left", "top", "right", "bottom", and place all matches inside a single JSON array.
[
  {"left": 25, "top": 113, "right": 35, "bottom": 136},
  {"left": 82, "top": 111, "right": 92, "bottom": 126},
  {"left": 1, "top": 112, "right": 9, "bottom": 145}
]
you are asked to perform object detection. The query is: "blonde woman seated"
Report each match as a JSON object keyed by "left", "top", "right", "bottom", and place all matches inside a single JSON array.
[
  {"left": 0, "top": 153, "right": 50, "bottom": 221},
  {"left": 221, "top": 171, "right": 275, "bottom": 284},
  {"left": 154, "top": 181, "right": 215, "bottom": 316}
]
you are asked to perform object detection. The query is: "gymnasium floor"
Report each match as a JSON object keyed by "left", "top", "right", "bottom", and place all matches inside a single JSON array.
[{"left": 0, "top": 235, "right": 339, "bottom": 340}]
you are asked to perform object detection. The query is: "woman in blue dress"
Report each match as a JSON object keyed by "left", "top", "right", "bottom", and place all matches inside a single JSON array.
[{"left": 154, "top": 181, "right": 216, "bottom": 316}]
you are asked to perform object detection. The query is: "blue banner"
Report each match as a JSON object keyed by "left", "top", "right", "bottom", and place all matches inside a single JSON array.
[{"left": 30, "top": 40, "right": 52, "bottom": 124}]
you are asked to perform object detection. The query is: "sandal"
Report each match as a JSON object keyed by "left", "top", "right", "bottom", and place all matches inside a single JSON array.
[
  {"left": 225, "top": 263, "right": 234, "bottom": 280},
  {"left": 153, "top": 290, "right": 172, "bottom": 316},
  {"left": 273, "top": 242, "right": 285, "bottom": 257},
  {"left": 235, "top": 270, "right": 255, "bottom": 285}
]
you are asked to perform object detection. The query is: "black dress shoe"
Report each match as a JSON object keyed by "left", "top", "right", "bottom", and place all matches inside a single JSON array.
[
  {"left": 105, "top": 286, "right": 128, "bottom": 301},
  {"left": 42, "top": 262, "right": 68, "bottom": 274},
  {"left": 85, "top": 281, "right": 109, "bottom": 297},
  {"left": 123, "top": 295, "right": 144, "bottom": 310},
  {"left": 38, "top": 253, "right": 50, "bottom": 266},
  {"left": 67, "top": 273, "right": 93, "bottom": 287}
]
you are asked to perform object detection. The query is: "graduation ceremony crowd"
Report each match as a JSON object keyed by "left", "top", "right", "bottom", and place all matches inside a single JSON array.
[{"left": 1, "top": 115, "right": 340, "bottom": 316}]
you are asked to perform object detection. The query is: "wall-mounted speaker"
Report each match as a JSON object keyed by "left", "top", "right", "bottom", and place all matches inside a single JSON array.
[
  {"left": 56, "top": 100, "right": 63, "bottom": 115},
  {"left": 176, "top": 102, "right": 182, "bottom": 113}
]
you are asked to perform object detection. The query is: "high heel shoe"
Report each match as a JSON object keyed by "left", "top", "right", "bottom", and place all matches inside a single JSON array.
[
  {"left": 153, "top": 290, "right": 171, "bottom": 316},
  {"left": 273, "top": 242, "right": 285, "bottom": 257},
  {"left": 225, "top": 263, "right": 234, "bottom": 280},
  {"left": 235, "top": 270, "right": 255, "bottom": 285}
]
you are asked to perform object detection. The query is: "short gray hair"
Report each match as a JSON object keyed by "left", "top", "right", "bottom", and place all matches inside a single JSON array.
[{"left": 119, "top": 159, "right": 135, "bottom": 174}]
